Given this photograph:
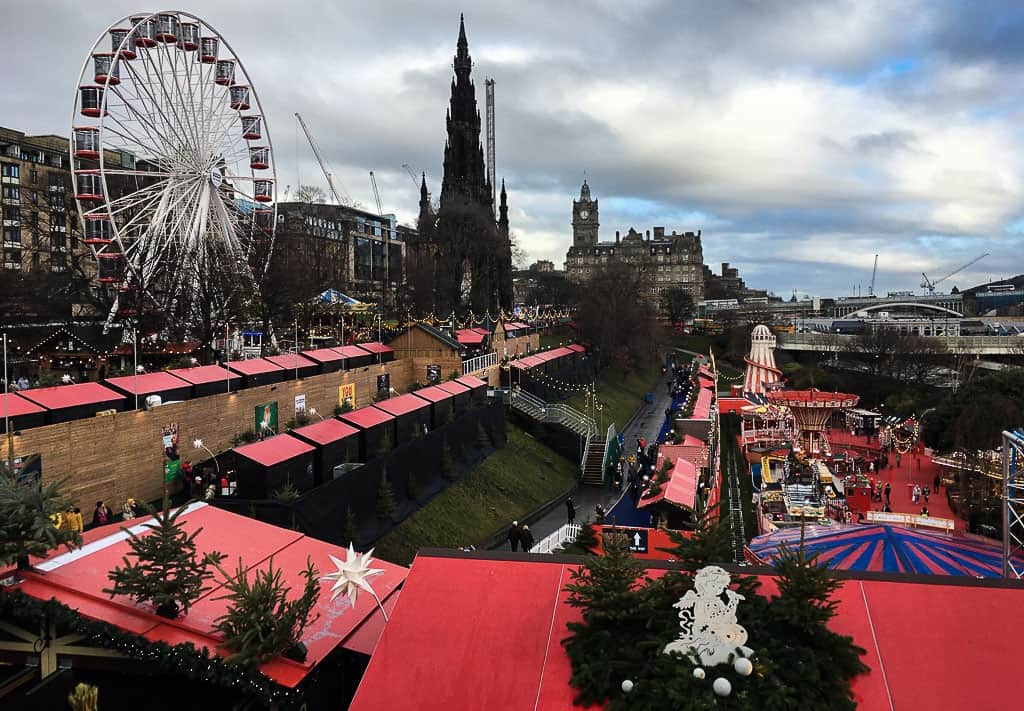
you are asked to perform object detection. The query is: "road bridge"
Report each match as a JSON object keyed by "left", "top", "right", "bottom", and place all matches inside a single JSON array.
[{"left": 777, "top": 332, "right": 1024, "bottom": 356}]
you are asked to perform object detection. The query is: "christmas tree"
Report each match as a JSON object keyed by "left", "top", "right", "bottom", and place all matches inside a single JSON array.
[
  {"left": 341, "top": 506, "right": 360, "bottom": 548},
  {"left": 0, "top": 469, "right": 81, "bottom": 570},
  {"left": 658, "top": 504, "right": 732, "bottom": 573},
  {"left": 213, "top": 556, "right": 320, "bottom": 666},
  {"left": 440, "top": 436, "right": 456, "bottom": 481},
  {"left": 104, "top": 500, "right": 223, "bottom": 618},
  {"left": 405, "top": 467, "right": 420, "bottom": 501},
  {"left": 376, "top": 468, "right": 397, "bottom": 520}
]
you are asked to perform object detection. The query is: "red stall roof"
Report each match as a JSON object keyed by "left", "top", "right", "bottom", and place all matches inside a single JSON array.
[
  {"left": 456, "top": 375, "right": 487, "bottom": 389},
  {"left": 350, "top": 553, "right": 1024, "bottom": 711},
  {"left": 0, "top": 392, "right": 46, "bottom": 417},
  {"left": 638, "top": 456, "right": 698, "bottom": 510},
  {"left": 566, "top": 344, "right": 586, "bottom": 353},
  {"left": 456, "top": 328, "right": 486, "bottom": 345},
  {"left": 340, "top": 406, "right": 396, "bottom": 430},
  {"left": 233, "top": 433, "right": 315, "bottom": 467},
  {"left": 264, "top": 353, "right": 318, "bottom": 371},
  {"left": 436, "top": 380, "right": 471, "bottom": 396},
  {"left": 225, "top": 358, "right": 285, "bottom": 376},
  {"left": 357, "top": 341, "right": 395, "bottom": 355},
  {"left": 374, "top": 393, "right": 431, "bottom": 418},
  {"left": 302, "top": 347, "right": 346, "bottom": 364},
  {"left": 691, "top": 387, "right": 714, "bottom": 419},
  {"left": 5, "top": 503, "right": 406, "bottom": 689},
  {"left": 168, "top": 364, "right": 241, "bottom": 385},
  {"left": 547, "top": 347, "right": 574, "bottom": 359},
  {"left": 105, "top": 371, "right": 190, "bottom": 396},
  {"left": 413, "top": 385, "right": 455, "bottom": 403},
  {"left": 333, "top": 345, "right": 373, "bottom": 359},
  {"left": 291, "top": 418, "right": 359, "bottom": 446},
  {"left": 19, "top": 382, "right": 125, "bottom": 410}
]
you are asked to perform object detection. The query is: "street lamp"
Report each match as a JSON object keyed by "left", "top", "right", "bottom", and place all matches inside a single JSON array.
[
  {"left": 309, "top": 407, "right": 325, "bottom": 421},
  {"left": 193, "top": 438, "right": 220, "bottom": 474}
]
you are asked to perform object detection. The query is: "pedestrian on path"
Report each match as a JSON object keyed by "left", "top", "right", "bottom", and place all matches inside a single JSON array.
[
  {"left": 884, "top": 482, "right": 891, "bottom": 506},
  {"left": 520, "top": 525, "right": 535, "bottom": 552},
  {"left": 507, "top": 521, "right": 521, "bottom": 552},
  {"left": 566, "top": 497, "right": 576, "bottom": 525},
  {"left": 934, "top": 473, "right": 941, "bottom": 492}
]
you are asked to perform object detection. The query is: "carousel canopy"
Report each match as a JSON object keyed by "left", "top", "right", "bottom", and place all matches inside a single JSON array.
[{"left": 747, "top": 524, "right": 1023, "bottom": 578}]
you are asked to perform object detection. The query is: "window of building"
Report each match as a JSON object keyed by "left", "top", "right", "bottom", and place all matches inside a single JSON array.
[
  {"left": 2, "top": 185, "right": 20, "bottom": 201},
  {"left": 1, "top": 163, "right": 19, "bottom": 180},
  {"left": 3, "top": 254, "right": 22, "bottom": 271},
  {"left": 51, "top": 232, "right": 66, "bottom": 250},
  {"left": 50, "top": 212, "right": 65, "bottom": 231},
  {"left": 3, "top": 206, "right": 18, "bottom": 222},
  {"left": 31, "top": 230, "right": 39, "bottom": 247},
  {"left": 29, "top": 169, "right": 37, "bottom": 184},
  {"left": 28, "top": 189, "right": 37, "bottom": 205},
  {"left": 3, "top": 226, "right": 21, "bottom": 247}
]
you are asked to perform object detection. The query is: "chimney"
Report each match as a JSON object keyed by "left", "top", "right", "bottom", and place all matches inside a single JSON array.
[
  {"left": 615, "top": 230, "right": 620, "bottom": 244},
  {"left": 645, "top": 229, "right": 650, "bottom": 241},
  {"left": 654, "top": 227, "right": 665, "bottom": 239}
]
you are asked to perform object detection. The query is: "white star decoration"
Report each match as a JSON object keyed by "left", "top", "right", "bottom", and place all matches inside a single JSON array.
[{"left": 322, "top": 545, "right": 386, "bottom": 612}]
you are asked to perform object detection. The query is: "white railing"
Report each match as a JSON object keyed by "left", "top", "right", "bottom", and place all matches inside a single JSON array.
[
  {"left": 463, "top": 351, "right": 497, "bottom": 375},
  {"left": 532, "top": 522, "right": 582, "bottom": 554}
]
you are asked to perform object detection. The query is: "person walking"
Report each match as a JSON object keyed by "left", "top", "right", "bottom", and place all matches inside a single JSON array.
[
  {"left": 933, "top": 472, "right": 941, "bottom": 493},
  {"left": 566, "top": 496, "right": 576, "bottom": 525},
  {"left": 923, "top": 486, "right": 930, "bottom": 504},
  {"left": 884, "top": 482, "right": 891, "bottom": 507},
  {"left": 507, "top": 521, "right": 521, "bottom": 552},
  {"left": 520, "top": 525, "right": 535, "bottom": 552}
]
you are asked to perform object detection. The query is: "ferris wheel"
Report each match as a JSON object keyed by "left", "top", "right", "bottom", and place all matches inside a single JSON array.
[{"left": 70, "top": 11, "right": 276, "bottom": 333}]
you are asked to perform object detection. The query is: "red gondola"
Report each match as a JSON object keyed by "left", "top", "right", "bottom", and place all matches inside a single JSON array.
[
  {"left": 97, "top": 253, "right": 124, "bottom": 283},
  {"left": 110, "top": 28, "right": 135, "bottom": 60},
  {"left": 79, "top": 86, "right": 104, "bottom": 118},
  {"left": 229, "top": 85, "right": 250, "bottom": 110},
  {"left": 215, "top": 59, "right": 235, "bottom": 87},
  {"left": 177, "top": 22, "right": 199, "bottom": 51},
  {"left": 83, "top": 215, "right": 113, "bottom": 246},
  {"left": 249, "top": 147, "right": 269, "bottom": 170},
  {"left": 199, "top": 36, "right": 218, "bottom": 63},
  {"left": 93, "top": 53, "right": 120, "bottom": 86},
  {"left": 155, "top": 13, "right": 180, "bottom": 43},
  {"left": 75, "top": 171, "right": 104, "bottom": 202},
  {"left": 130, "top": 15, "right": 157, "bottom": 48},
  {"left": 254, "top": 209, "right": 273, "bottom": 233},
  {"left": 73, "top": 127, "right": 100, "bottom": 159},
  {"left": 241, "top": 116, "right": 261, "bottom": 140},
  {"left": 254, "top": 179, "right": 273, "bottom": 203}
]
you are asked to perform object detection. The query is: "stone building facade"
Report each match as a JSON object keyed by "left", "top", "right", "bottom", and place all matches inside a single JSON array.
[
  {"left": 703, "top": 262, "right": 766, "bottom": 301},
  {"left": 564, "top": 180, "right": 705, "bottom": 306}
]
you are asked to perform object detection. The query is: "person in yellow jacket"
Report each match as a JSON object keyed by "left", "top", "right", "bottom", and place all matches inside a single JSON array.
[{"left": 65, "top": 507, "right": 84, "bottom": 533}]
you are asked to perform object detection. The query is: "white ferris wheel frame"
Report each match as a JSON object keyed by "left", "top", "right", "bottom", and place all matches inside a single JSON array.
[{"left": 69, "top": 9, "right": 277, "bottom": 327}]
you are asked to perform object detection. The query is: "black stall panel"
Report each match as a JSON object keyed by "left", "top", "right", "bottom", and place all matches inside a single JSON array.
[
  {"left": 372, "top": 394, "right": 432, "bottom": 444},
  {"left": 436, "top": 380, "right": 471, "bottom": 415},
  {"left": 291, "top": 417, "right": 360, "bottom": 485},
  {"left": 339, "top": 406, "right": 397, "bottom": 461},
  {"left": 168, "top": 364, "right": 241, "bottom": 397},
  {"left": 226, "top": 358, "right": 286, "bottom": 388},
  {"left": 302, "top": 348, "right": 346, "bottom": 374},
  {"left": 333, "top": 346, "right": 374, "bottom": 370},
  {"left": 455, "top": 375, "right": 488, "bottom": 407},
  {"left": 412, "top": 385, "right": 455, "bottom": 428},
  {"left": 357, "top": 341, "right": 395, "bottom": 364},
  {"left": 231, "top": 433, "right": 316, "bottom": 499},
  {"left": 19, "top": 382, "right": 127, "bottom": 424}
]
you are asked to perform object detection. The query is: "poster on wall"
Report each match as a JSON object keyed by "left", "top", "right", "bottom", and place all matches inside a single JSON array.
[
  {"left": 294, "top": 394, "right": 307, "bottom": 415},
  {"left": 426, "top": 364, "right": 441, "bottom": 384},
  {"left": 161, "top": 422, "right": 179, "bottom": 457},
  {"left": 339, "top": 383, "right": 356, "bottom": 409},
  {"left": 376, "top": 373, "right": 390, "bottom": 397},
  {"left": 255, "top": 401, "right": 278, "bottom": 438},
  {"left": 1, "top": 453, "right": 41, "bottom": 490}
]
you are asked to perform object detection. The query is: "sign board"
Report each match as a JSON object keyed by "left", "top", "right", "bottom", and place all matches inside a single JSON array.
[
  {"left": 339, "top": 383, "right": 356, "bottom": 409},
  {"left": 161, "top": 422, "right": 178, "bottom": 455},
  {"left": 602, "top": 527, "right": 648, "bottom": 554},
  {"left": 426, "top": 364, "right": 441, "bottom": 384},
  {"left": 164, "top": 458, "right": 180, "bottom": 483},
  {"left": 376, "top": 373, "right": 390, "bottom": 396},
  {"left": 294, "top": 394, "right": 306, "bottom": 415},
  {"left": 255, "top": 401, "right": 278, "bottom": 437}
]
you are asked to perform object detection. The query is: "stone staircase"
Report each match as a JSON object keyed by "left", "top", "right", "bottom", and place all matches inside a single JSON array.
[{"left": 581, "top": 437, "right": 607, "bottom": 486}]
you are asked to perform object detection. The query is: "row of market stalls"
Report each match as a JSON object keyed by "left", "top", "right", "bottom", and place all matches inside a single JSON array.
[
  {"left": 227, "top": 376, "right": 488, "bottom": 499},
  {"left": 0, "top": 342, "right": 396, "bottom": 432}
]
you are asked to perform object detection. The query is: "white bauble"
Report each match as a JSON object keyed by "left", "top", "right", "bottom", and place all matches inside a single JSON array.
[
  {"left": 692, "top": 667, "right": 706, "bottom": 680},
  {"left": 734, "top": 657, "right": 753, "bottom": 676},
  {"left": 713, "top": 677, "right": 732, "bottom": 697},
  {"left": 621, "top": 680, "right": 634, "bottom": 693}
]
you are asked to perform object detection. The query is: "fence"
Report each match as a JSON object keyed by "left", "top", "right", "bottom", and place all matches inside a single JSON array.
[
  {"left": 532, "top": 522, "right": 582, "bottom": 554},
  {"left": 463, "top": 351, "right": 497, "bottom": 375}
]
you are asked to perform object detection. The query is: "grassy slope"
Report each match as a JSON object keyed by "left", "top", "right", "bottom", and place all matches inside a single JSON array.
[
  {"left": 373, "top": 423, "right": 579, "bottom": 566},
  {"left": 567, "top": 362, "right": 663, "bottom": 433}
]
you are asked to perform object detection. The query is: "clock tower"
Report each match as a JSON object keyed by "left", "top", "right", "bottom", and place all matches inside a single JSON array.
[{"left": 572, "top": 179, "right": 599, "bottom": 247}]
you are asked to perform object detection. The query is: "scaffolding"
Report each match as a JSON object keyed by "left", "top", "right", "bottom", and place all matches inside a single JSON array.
[
  {"left": 1002, "top": 429, "right": 1024, "bottom": 579},
  {"left": 485, "top": 77, "right": 496, "bottom": 206}
]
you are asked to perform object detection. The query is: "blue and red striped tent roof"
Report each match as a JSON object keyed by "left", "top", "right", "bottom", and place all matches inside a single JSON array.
[{"left": 746, "top": 524, "right": 1023, "bottom": 578}]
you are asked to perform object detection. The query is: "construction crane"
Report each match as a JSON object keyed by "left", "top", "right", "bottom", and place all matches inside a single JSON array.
[
  {"left": 868, "top": 254, "right": 879, "bottom": 296},
  {"left": 369, "top": 171, "right": 383, "bottom": 216},
  {"left": 401, "top": 164, "right": 420, "bottom": 191},
  {"left": 920, "top": 253, "right": 990, "bottom": 294},
  {"left": 294, "top": 112, "right": 350, "bottom": 205}
]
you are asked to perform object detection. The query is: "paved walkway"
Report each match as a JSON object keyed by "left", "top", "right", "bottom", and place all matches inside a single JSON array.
[{"left": 522, "top": 362, "right": 677, "bottom": 546}]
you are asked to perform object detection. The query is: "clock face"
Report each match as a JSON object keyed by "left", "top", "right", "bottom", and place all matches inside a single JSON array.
[{"left": 579, "top": 210, "right": 589, "bottom": 219}]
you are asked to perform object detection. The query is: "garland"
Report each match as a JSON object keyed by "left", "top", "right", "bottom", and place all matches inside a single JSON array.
[
  {"left": 0, "top": 590, "right": 295, "bottom": 707},
  {"left": 562, "top": 534, "right": 868, "bottom": 710}
]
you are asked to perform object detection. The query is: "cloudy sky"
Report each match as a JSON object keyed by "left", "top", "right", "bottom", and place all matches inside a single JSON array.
[{"left": 7, "top": 0, "right": 1024, "bottom": 297}]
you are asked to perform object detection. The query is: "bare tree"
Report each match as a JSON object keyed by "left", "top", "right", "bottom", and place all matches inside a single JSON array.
[
  {"left": 293, "top": 184, "right": 327, "bottom": 204},
  {"left": 575, "top": 262, "right": 661, "bottom": 371}
]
